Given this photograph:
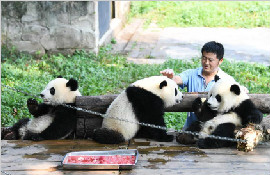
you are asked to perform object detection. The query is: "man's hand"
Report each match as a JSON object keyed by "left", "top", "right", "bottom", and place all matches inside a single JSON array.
[{"left": 160, "top": 69, "right": 174, "bottom": 79}]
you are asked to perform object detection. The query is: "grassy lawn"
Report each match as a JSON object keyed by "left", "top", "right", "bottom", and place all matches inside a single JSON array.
[
  {"left": 1, "top": 46, "right": 269, "bottom": 130},
  {"left": 130, "top": 1, "right": 270, "bottom": 28}
]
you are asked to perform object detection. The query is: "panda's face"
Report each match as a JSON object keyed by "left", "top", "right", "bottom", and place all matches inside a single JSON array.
[
  {"left": 160, "top": 78, "right": 183, "bottom": 107},
  {"left": 207, "top": 79, "right": 248, "bottom": 113},
  {"left": 132, "top": 76, "right": 183, "bottom": 107},
  {"left": 40, "top": 78, "right": 81, "bottom": 105}
]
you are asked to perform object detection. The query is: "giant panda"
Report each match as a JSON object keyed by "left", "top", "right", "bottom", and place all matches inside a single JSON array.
[
  {"left": 1, "top": 76, "right": 81, "bottom": 141},
  {"left": 198, "top": 76, "right": 262, "bottom": 148},
  {"left": 93, "top": 76, "right": 183, "bottom": 144},
  {"left": 177, "top": 75, "right": 263, "bottom": 148}
]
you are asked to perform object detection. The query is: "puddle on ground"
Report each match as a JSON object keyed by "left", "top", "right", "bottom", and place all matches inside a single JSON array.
[
  {"left": 3, "top": 140, "right": 130, "bottom": 163},
  {"left": 148, "top": 158, "right": 169, "bottom": 165},
  {"left": 130, "top": 140, "right": 207, "bottom": 169},
  {"left": 23, "top": 153, "right": 52, "bottom": 160},
  {"left": 3, "top": 140, "right": 75, "bottom": 161},
  {"left": 137, "top": 146, "right": 206, "bottom": 156}
]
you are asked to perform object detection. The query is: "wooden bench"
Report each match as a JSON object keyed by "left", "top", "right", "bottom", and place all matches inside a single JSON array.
[{"left": 75, "top": 93, "right": 270, "bottom": 138}]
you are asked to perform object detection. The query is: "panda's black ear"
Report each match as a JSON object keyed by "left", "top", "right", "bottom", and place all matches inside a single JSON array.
[
  {"left": 214, "top": 75, "right": 220, "bottom": 82},
  {"left": 230, "top": 84, "right": 240, "bottom": 95},
  {"left": 57, "top": 75, "right": 63, "bottom": 78},
  {"left": 159, "top": 80, "right": 167, "bottom": 89},
  {"left": 66, "top": 78, "right": 78, "bottom": 91}
]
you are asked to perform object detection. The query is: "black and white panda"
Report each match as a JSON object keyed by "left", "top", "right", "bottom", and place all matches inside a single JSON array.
[
  {"left": 1, "top": 76, "right": 81, "bottom": 141},
  {"left": 93, "top": 76, "right": 183, "bottom": 144},
  {"left": 197, "top": 76, "right": 263, "bottom": 148},
  {"left": 177, "top": 75, "right": 263, "bottom": 148}
]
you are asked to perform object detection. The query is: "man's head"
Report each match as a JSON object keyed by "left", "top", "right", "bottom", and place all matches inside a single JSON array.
[
  {"left": 201, "top": 41, "right": 224, "bottom": 60},
  {"left": 201, "top": 41, "right": 224, "bottom": 75}
]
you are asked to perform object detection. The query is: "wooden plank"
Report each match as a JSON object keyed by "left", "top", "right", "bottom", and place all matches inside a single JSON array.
[
  {"left": 76, "top": 95, "right": 118, "bottom": 113},
  {"left": 126, "top": 139, "right": 270, "bottom": 175},
  {"left": 75, "top": 94, "right": 270, "bottom": 137},
  {"left": 250, "top": 94, "right": 270, "bottom": 114},
  {"left": 1, "top": 140, "right": 270, "bottom": 175},
  {"left": 76, "top": 118, "right": 85, "bottom": 138},
  {"left": 85, "top": 117, "right": 103, "bottom": 138},
  {"left": 75, "top": 95, "right": 117, "bottom": 137},
  {"left": 75, "top": 93, "right": 270, "bottom": 113},
  {"left": 75, "top": 117, "right": 104, "bottom": 139},
  {"left": 121, "top": 165, "right": 269, "bottom": 175}
]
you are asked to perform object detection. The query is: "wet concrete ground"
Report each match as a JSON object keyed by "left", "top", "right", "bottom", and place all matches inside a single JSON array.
[
  {"left": 1, "top": 139, "right": 270, "bottom": 174},
  {"left": 112, "top": 19, "right": 270, "bottom": 65}
]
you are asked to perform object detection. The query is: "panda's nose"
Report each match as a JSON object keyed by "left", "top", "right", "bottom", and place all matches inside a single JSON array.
[{"left": 40, "top": 94, "right": 44, "bottom": 98}]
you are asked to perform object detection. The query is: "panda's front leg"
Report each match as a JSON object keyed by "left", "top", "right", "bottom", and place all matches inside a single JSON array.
[
  {"left": 27, "top": 98, "right": 50, "bottom": 117},
  {"left": 245, "top": 112, "right": 263, "bottom": 126},
  {"left": 27, "top": 98, "right": 39, "bottom": 116},
  {"left": 192, "top": 97, "right": 203, "bottom": 114},
  {"left": 1, "top": 127, "right": 17, "bottom": 140},
  {"left": 176, "top": 121, "right": 202, "bottom": 145}
]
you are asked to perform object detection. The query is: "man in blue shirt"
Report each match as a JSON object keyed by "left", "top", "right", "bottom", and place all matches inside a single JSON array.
[{"left": 160, "top": 41, "right": 235, "bottom": 130}]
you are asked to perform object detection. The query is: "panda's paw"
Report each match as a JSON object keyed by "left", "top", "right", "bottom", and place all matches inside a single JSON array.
[
  {"left": 1, "top": 127, "right": 17, "bottom": 140},
  {"left": 27, "top": 98, "right": 38, "bottom": 106},
  {"left": 3, "top": 131, "right": 17, "bottom": 140},
  {"left": 1, "top": 127, "right": 12, "bottom": 139},
  {"left": 192, "top": 97, "right": 203, "bottom": 111},
  {"left": 176, "top": 133, "right": 196, "bottom": 145},
  {"left": 27, "top": 98, "right": 39, "bottom": 113},
  {"left": 247, "top": 115, "right": 263, "bottom": 125}
]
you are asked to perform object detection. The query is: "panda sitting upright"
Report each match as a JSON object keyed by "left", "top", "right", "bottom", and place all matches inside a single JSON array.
[
  {"left": 93, "top": 76, "right": 183, "bottom": 144},
  {"left": 181, "top": 75, "right": 263, "bottom": 148},
  {"left": 1, "top": 76, "right": 81, "bottom": 141}
]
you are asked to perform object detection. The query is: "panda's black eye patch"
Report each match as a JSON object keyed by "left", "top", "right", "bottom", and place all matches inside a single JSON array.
[
  {"left": 175, "top": 88, "right": 178, "bottom": 96},
  {"left": 215, "top": 94, "right": 221, "bottom": 102},
  {"left": 50, "top": 87, "right": 55, "bottom": 95}
]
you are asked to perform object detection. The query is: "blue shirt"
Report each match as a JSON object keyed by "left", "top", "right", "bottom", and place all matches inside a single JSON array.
[{"left": 179, "top": 67, "right": 234, "bottom": 130}]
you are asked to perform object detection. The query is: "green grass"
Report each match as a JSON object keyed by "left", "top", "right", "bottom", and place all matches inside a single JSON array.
[
  {"left": 1, "top": 46, "right": 270, "bottom": 129},
  {"left": 129, "top": 1, "right": 270, "bottom": 28}
]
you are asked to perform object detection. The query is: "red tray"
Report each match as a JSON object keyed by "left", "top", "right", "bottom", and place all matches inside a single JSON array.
[{"left": 62, "top": 149, "right": 138, "bottom": 170}]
